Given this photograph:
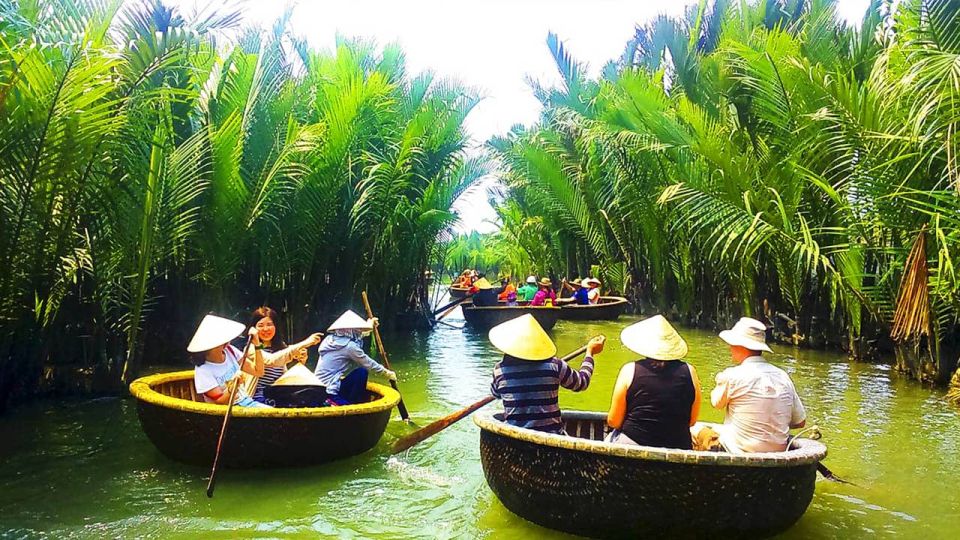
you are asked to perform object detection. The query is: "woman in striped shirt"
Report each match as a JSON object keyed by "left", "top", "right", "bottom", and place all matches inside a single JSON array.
[
  {"left": 249, "top": 306, "right": 323, "bottom": 405},
  {"left": 489, "top": 314, "right": 606, "bottom": 434}
]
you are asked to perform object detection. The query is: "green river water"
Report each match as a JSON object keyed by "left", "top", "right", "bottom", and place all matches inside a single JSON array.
[{"left": 2, "top": 309, "right": 959, "bottom": 539}]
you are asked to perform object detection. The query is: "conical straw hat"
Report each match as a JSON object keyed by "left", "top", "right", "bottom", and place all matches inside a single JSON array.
[
  {"left": 187, "top": 314, "right": 245, "bottom": 353},
  {"left": 489, "top": 313, "right": 557, "bottom": 361},
  {"left": 327, "top": 310, "right": 372, "bottom": 332},
  {"left": 473, "top": 277, "right": 494, "bottom": 290},
  {"left": 273, "top": 363, "right": 324, "bottom": 387},
  {"left": 620, "top": 315, "right": 688, "bottom": 360}
]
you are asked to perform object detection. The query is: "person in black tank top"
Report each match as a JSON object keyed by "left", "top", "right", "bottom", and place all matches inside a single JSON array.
[{"left": 606, "top": 315, "right": 702, "bottom": 450}]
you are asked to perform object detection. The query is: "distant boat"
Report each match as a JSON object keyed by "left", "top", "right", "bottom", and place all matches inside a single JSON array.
[
  {"left": 448, "top": 285, "right": 471, "bottom": 298},
  {"left": 129, "top": 371, "right": 399, "bottom": 468},
  {"left": 558, "top": 296, "right": 630, "bottom": 320},
  {"left": 462, "top": 304, "right": 561, "bottom": 330},
  {"left": 475, "top": 410, "right": 827, "bottom": 538}
]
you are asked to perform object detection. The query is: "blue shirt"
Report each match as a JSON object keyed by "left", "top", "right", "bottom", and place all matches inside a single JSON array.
[{"left": 572, "top": 288, "right": 589, "bottom": 305}]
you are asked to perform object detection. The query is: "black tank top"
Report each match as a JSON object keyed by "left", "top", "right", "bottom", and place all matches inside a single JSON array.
[{"left": 620, "top": 359, "right": 694, "bottom": 450}]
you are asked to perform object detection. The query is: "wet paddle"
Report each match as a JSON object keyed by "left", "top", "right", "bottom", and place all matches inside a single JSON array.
[
  {"left": 206, "top": 333, "right": 254, "bottom": 498},
  {"left": 391, "top": 339, "right": 597, "bottom": 454},
  {"left": 431, "top": 294, "right": 473, "bottom": 318},
  {"left": 362, "top": 291, "right": 411, "bottom": 422}
]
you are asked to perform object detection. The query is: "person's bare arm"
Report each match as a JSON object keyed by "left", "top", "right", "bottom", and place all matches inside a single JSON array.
[
  {"left": 607, "top": 363, "right": 634, "bottom": 429},
  {"left": 240, "top": 328, "right": 264, "bottom": 377},
  {"left": 688, "top": 364, "right": 702, "bottom": 427}
]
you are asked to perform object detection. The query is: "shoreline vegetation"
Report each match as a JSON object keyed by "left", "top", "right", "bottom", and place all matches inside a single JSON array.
[
  {"left": 452, "top": 0, "right": 960, "bottom": 402},
  {"left": 3, "top": 0, "right": 960, "bottom": 410}
]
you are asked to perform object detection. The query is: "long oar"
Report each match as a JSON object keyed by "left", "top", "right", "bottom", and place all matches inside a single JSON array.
[
  {"left": 431, "top": 294, "right": 473, "bottom": 317},
  {"left": 362, "top": 291, "right": 410, "bottom": 422},
  {"left": 206, "top": 333, "right": 253, "bottom": 498},
  {"left": 391, "top": 339, "right": 595, "bottom": 454}
]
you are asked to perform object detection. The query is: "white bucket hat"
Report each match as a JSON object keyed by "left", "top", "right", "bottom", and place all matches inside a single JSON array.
[
  {"left": 526, "top": 275, "right": 537, "bottom": 284},
  {"left": 187, "top": 314, "right": 245, "bottom": 353},
  {"left": 489, "top": 313, "right": 557, "bottom": 361},
  {"left": 719, "top": 317, "right": 773, "bottom": 353},
  {"left": 327, "top": 310, "right": 373, "bottom": 332},
  {"left": 620, "top": 315, "right": 688, "bottom": 360}
]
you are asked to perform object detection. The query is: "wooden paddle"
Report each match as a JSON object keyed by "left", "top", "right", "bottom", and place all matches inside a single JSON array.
[
  {"left": 362, "top": 291, "right": 411, "bottom": 422},
  {"left": 206, "top": 333, "right": 254, "bottom": 498},
  {"left": 391, "top": 339, "right": 597, "bottom": 454},
  {"left": 431, "top": 294, "right": 473, "bottom": 318}
]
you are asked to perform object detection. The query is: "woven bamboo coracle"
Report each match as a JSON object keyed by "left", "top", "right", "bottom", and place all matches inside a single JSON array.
[
  {"left": 475, "top": 410, "right": 827, "bottom": 539},
  {"left": 129, "top": 371, "right": 399, "bottom": 468},
  {"left": 462, "top": 305, "right": 562, "bottom": 330},
  {"left": 559, "top": 296, "right": 630, "bottom": 321}
]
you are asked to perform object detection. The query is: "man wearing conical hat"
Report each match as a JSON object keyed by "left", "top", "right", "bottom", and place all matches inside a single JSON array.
[
  {"left": 489, "top": 314, "right": 606, "bottom": 433},
  {"left": 709, "top": 317, "right": 806, "bottom": 453},
  {"left": 584, "top": 277, "right": 602, "bottom": 305},
  {"left": 605, "top": 315, "right": 701, "bottom": 449},
  {"left": 314, "top": 310, "right": 397, "bottom": 406},
  {"left": 188, "top": 314, "right": 269, "bottom": 408}
]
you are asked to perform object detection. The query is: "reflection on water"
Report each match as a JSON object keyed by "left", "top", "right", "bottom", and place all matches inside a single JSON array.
[{"left": 1, "top": 303, "right": 959, "bottom": 538}]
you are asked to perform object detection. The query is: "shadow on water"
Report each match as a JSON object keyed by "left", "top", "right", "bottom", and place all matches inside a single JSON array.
[{"left": 1, "top": 311, "right": 959, "bottom": 538}]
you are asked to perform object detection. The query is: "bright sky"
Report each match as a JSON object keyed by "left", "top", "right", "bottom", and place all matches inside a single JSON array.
[{"left": 169, "top": 0, "right": 872, "bottom": 233}]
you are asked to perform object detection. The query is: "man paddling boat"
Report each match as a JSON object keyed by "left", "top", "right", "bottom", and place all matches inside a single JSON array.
[{"left": 489, "top": 314, "right": 605, "bottom": 434}]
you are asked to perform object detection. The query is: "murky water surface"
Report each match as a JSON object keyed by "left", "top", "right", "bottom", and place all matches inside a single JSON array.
[{"left": 2, "top": 303, "right": 959, "bottom": 538}]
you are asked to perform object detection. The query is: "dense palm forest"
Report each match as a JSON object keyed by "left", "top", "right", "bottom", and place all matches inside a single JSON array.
[
  {"left": 0, "top": 0, "right": 482, "bottom": 408},
  {"left": 489, "top": 0, "right": 960, "bottom": 391}
]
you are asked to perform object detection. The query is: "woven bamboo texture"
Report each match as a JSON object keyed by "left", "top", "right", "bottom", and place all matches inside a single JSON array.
[
  {"left": 559, "top": 296, "right": 630, "bottom": 321},
  {"left": 475, "top": 410, "right": 826, "bottom": 539},
  {"left": 462, "top": 305, "right": 562, "bottom": 330},
  {"left": 129, "top": 371, "right": 398, "bottom": 468}
]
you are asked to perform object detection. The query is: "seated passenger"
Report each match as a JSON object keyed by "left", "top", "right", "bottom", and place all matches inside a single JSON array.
[
  {"left": 470, "top": 277, "right": 499, "bottom": 306},
  {"left": 706, "top": 317, "right": 806, "bottom": 453},
  {"left": 498, "top": 277, "right": 517, "bottom": 305},
  {"left": 584, "top": 277, "right": 602, "bottom": 304},
  {"left": 189, "top": 314, "right": 269, "bottom": 408},
  {"left": 248, "top": 306, "right": 323, "bottom": 405},
  {"left": 489, "top": 314, "right": 605, "bottom": 433},
  {"left": 530, "top": 278, "right": 557, "bottom": 306},
  {"left": 516, "top": 275, "right": 538, "bottom": 302},
  {"left": 560, "top": 278, "right": 589, "bottom": 305},
  {"left": 605, "top": 315, "right": 701, "bottom": 449},
  {"left": 314, "top": 310, "right": 397, "bottom": 405}
]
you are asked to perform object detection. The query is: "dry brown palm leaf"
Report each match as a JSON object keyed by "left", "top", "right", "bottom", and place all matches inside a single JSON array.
[{"left": 891, "top": 227, "right": 931, "bottom": 343}]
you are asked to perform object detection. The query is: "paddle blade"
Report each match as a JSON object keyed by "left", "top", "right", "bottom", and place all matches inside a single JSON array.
[{"left": 391, "top": 395, "right": 496, "bottom": 454}]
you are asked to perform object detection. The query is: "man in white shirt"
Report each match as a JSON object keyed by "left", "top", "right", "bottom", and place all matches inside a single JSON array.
[{"left": 709, "top": 317, "right": 806, "bottom": 453}]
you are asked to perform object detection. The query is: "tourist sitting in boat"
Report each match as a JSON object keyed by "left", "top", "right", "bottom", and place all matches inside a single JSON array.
[
  {"left": 489, "top": 314, "right": 606, "bottom": 433},
  {"left": 517, "top": 275, "right": 538, "bottom": 302},
  {"left": 530, "top": 277, "right": 557, "bottom": 306},
  {"left": 705, "top": 317, "right": 806, "bottom": 453},
  {"left": 314, "top": 310, "right": 397, "bottom": 405},
  {"left": 188, "top": 314, "right": 269, "bottom": 408},
  {"left": 559, "top": 278, "right": 589, "bottom": 305},
  {"left": 455, "top": 269, "right": 472, "bottom": 288},
  {"left": 497, "top": 277, "right": 517, "bottom": 305},
  {"left": 248, "top": 306, "right": 323, "bottom": 405},
  {"left": 584, "top": 277, "right": 602, "bottom": 304},
  {"left": 470, "top": 277, "right": 499, "bottom": 306},
  {"left": 605, "top": 315, "right": 701, "bottom": 449}
]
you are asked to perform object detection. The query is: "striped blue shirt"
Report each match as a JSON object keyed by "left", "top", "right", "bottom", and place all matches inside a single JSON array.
[{"left": 490, "top": 354, "right": 595, "bottom": 433}]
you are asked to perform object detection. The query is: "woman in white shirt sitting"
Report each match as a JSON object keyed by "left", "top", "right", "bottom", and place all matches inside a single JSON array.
[{"left": 188, "top": 314, "right": 268, "bottom": 408}]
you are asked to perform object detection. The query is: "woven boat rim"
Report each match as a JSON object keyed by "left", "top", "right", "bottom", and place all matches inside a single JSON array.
[
  {"left": 463, "top": 306, "right": 561, "bottom": 311},
  {"left": 560, "top": 296, "right": 630, "bottom": 308},
  {"left": 474, "top": 409, "right": 827, "bottom": 467},
  {"left": 129, "top": 370, "right": 400, "bottom": 418}
]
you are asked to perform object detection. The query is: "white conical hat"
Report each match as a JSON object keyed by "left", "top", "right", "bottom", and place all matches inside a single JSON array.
[
  {"left": 272, "top": 363, "right": 324, "bottom": 387},
  {"left": 187, "top": 314, "right": 245, "bottom": 353},
  {"left": 327, "top": 310, "right": 373, "bottom": 332},
  {"left": 489, "top": 313, "right": 557, "bottom": 361},
  {"left": 620, "top": 315, "right": 688, "bottom": 360}
]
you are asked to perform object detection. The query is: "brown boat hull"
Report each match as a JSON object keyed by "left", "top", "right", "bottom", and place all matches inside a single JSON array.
[
  {"left": 559, "top": 296, "right": 630, "bottom": 320},
  {"left": 448, "top": 286, "right": 470, "bottom": 298},
  {"left": 462, "top": 305, "right": 561, "bottom": 330},
  {"left": 130, "top": 371, "right": 399, "bottom": 468},
  {"left": 476, "top": 410, "right": 825, "bottom": 539}
]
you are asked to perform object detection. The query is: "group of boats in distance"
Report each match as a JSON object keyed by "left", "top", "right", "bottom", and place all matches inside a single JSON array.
[{"left": 128, "top": 286, "right": 828, "bottom": 538}]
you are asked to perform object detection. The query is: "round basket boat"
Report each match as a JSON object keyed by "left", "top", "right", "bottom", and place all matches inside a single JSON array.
[
  {"left": 448, "top": 285, "right": 470, "bottom": 299},
  {"left": 462, "top": 305, "right": 561, "bottom": 330},
  {"left": 129, "top": 371, "right": 399, "bottom": 468},
  {"left": 559, "top": 296, "right": 630, "bottom": 321},
  {"left": 475, "top": 410, "right": 827, "bottom": 539}
]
